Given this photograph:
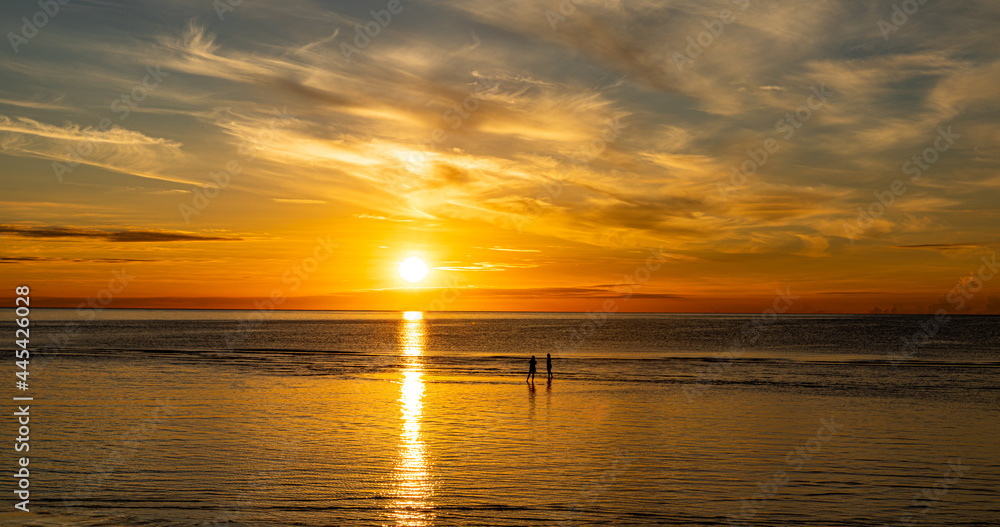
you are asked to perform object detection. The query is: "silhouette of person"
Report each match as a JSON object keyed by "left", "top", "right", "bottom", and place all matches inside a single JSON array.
[
  {"left": 527, "top": 355, "right": 537, "bottom": 383},
  {"left": 546, "top": 353, "right": 553, "bottom": 380}
]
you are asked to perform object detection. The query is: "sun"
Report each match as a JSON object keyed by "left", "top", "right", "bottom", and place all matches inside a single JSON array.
[{"left": 399, "top": 256, "right": 429, "bottom": 283}]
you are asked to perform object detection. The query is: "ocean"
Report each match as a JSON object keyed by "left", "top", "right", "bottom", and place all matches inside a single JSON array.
[{"left": 2, "top": 309, "right": 998, "bottom": 526}]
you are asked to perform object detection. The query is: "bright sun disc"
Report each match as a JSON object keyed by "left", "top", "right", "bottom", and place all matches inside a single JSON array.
[{"left": 399, "top": 257, "right": 429, "bottom": 283}]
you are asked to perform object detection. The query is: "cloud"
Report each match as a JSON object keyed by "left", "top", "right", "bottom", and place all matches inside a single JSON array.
[
  {"left": 273, "top": 198, "right": 328, "bottom": 204},
  {"left": 0, "top": 95, "right": 72, "bottom": 111},
  {"left": 894, "top": 243, "right": 982, "bottom": 250},
  {"left": 460, "top": 285, "right": 685, "bottom": 299},
  {"left": 0, "top": 115, "right": 189, "bottom": 184},
  {"left": 0, "top": 257, "right": 156, "bottom": 264},
  {"left": 136, "top": 5, "right": 1000, "bottom": 262},
  {"left": 482, "top": 246, "right": 542, "bottom": 252},
  {"left": 435, "top": 262, "right": 540, "bottom": 271},
  {"left": 0, "top": 225, "right": 240, "bottom": 242},
  {"left": 354, "top": 214, "right": 412, "bottom": 222},
  {"left": 795, "top": 234, "right": 831, "bottom": 257}
]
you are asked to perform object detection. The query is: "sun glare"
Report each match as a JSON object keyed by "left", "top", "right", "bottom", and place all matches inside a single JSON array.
[{"left": 399, "top": 257, "right": 429, "bottom": 283}]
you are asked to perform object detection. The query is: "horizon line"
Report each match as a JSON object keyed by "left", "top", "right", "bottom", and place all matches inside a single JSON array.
[{"left": 6, "top": 306, "right": 999, "bottom": 316}]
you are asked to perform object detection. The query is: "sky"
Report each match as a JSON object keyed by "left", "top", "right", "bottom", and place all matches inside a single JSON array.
[{"left": 1, "top": 0, "right": 999, "bottom": 313}]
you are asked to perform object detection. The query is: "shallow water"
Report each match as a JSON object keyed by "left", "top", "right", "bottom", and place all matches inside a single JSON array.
[{"left": 2, "top": 311, "right": 998, "bottom": 525}]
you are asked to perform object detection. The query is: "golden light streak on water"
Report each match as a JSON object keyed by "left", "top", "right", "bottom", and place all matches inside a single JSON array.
[{"left": 386, "top": 312, "right": 434, "bottom": 526}]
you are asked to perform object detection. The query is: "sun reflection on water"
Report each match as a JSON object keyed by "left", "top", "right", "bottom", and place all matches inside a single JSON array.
[{"left": 387, "top": 311, "right": 434, "bottom": 526}]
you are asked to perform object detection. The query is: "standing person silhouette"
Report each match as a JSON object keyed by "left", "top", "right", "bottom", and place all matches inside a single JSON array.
[
  {"left": 527, "top": 355, "right": 537, "bottom": 383},
  {"left": 546, "top": 353, "right": 553, "bottom": 380}
]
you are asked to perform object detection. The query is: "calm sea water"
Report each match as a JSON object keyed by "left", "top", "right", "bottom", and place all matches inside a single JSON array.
[{"left": 2, "top": 310, "right": 998, "bottom": 526}]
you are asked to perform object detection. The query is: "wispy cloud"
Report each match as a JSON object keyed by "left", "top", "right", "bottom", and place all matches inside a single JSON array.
[
  {"left": 0, "top": 256, "right": 157, "bottom": 263},
  {"left": 0, "top": 115, "right": 188, "bottom": 184},
  {"left": 894, "top": 243, "right": 983, "bottom": 250},
  {"left": 0, "top": 95, "right": 72, "bottom": 111},
  {"left": 273, "top": 198, "right": 328, "bottom": 204},
  {"left": 0, "top": 225, "right": 240, "bottom": 242},
  {"left": 482, "top": 246, "right": 541, "bottom": 252},
  {"left": 435, "top": 261, "right": 540, "bottom": 271}
]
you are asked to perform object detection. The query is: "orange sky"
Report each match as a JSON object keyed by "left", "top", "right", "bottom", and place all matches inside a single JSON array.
[{"left": 2, "top": 1, "right": 999, "bottom": 313}]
